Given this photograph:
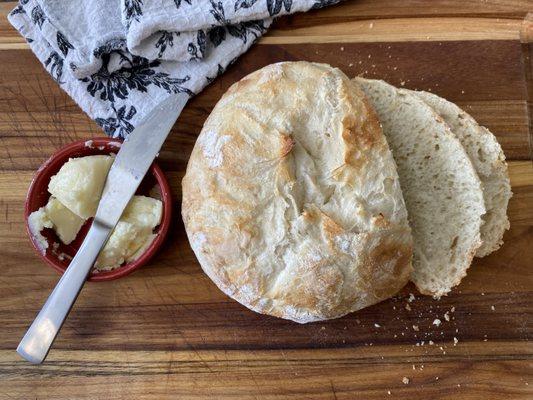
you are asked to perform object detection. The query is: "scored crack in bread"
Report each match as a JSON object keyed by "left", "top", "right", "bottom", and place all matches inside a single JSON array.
[
  {"left": 182, "top": 62, "right": 413, "bottom": 323},
  {"left": 354, "top": 77, "right": 485, "bottom": 298},
  {"left": 410, "top": 90, "right": 512, "bottom": 257}
]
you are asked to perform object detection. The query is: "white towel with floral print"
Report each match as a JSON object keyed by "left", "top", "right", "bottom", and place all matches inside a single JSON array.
[{"left": 8, "top": 0, "right": 339, "bottom": 137}]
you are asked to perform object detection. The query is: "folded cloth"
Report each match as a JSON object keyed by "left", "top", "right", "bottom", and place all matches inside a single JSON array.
[{"left": 9, "top": 0, "right": 339, "bottom": 137}]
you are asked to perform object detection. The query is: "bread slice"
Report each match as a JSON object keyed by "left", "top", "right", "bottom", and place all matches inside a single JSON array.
[
  {"left": 411, "top": 90, "right": 512, "bottom": 257},
  {"left": 354, "top": 78, "right": 485, "bottom": 297}
]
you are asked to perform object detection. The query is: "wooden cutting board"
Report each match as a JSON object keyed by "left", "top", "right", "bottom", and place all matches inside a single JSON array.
[{"left": 0, "top": 1, "right": 532, "bottom": 398}]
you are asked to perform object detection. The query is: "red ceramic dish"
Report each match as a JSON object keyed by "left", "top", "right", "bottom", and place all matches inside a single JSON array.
[{"left": 24, "top": 137, "right": 172, "bottom": 281}]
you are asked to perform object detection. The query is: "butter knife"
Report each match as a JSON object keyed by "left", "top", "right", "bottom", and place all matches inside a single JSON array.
[{"left": 17, "top": 94, "right": 187, "bottom": 364}]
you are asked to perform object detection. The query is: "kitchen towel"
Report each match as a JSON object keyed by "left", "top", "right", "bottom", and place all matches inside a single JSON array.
[{"left": 9, "top": 0, "right": 339, "bottom": 137}]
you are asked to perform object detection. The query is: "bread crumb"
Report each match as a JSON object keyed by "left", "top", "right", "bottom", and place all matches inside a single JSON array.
[
  {"left": 444, "top": 312, "right": 450, "bottom": 321},
  {"left": 374, "top": 323, "right": 381, "bottom": 328},
  {"left": 453, "top": 337, "right": 458, "bottom": 345},
  {"left": 435, "top": 376, "right": 439, "bottom": 381},
  {"left": 405, "top": 304, "right": 412, "bottom": 311},
  {"left": 369, "top": 22, "right": 374, "bottom": 29},
  {"left": 429, "top": 340, "right": 434, "bottom": 345},
  {"left": 408, "top": 293, "right": 415, "bottom": 302},
  {"left": 451, "top": 306, "right": 455, "bottom": 312},
  {"left": 412, "top": 325, "right": 419, "bottom": 331},
  {"left": 481, "top": 292, "right": 485, "bottom": 296},
  {"left": 387, "top": 390, "right": 391, "bottom": 395},
  {"left": 348, "top": 63, "right": 354, "bottom": 67},
  {"left": 433, "top": 319, "right": 441, "bottom": 327},
  {"left": 491, "top": 305, "right": 495, "bottom": 311},
  {"left": 368, "top": 54, "right": 371, "bottom": 58},
  {"left": 400, "top": 81, "right": 406, "bottom": 86},
  {"left": 340, "top": 46, "right": 345, "bottom": 51},
  {"left": 402, "top": 377, "right": 410, "bottom": 385},
  {"left": 412, "top": 365, "right": 416, "bottom": 370},
  {"left": 461, "top": 90, "right": 465, "bottom": 94}
]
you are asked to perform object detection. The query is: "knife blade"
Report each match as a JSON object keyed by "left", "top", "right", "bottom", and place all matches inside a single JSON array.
[{"left": 17, "top": 94, "right": 187, "bottom": 364}]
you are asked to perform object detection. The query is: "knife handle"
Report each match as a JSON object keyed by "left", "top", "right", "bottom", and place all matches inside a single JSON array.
[{"left": 17, "top": 220, "right": 111, "bottom": 364}]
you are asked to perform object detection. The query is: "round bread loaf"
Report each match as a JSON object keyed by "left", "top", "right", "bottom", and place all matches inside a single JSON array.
[{"left": 182, "top": 62, "right": 413, "bottom": 323}]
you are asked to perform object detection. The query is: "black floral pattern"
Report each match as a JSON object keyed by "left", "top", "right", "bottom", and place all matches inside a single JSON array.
[
  {"left": 31, "top": 5, "right": 45, "bottom": 29},
  {"left": 44, "top": 51, "right": 64, "bottom": 84},
  {"left": 210, "top": 0, "right": 226, "bottom": 24},
  {"left": 234, "top": 0, "right": 259, "bottom": 11},
  {"left": 208, "top": 26, "right": 226, "bottom": 47},
  {"left": 10, "top": 5, "right": 25, "bottom": 16},
  {"left": 95, "top": 105, "right": 137, "bottom": 137},
  {"left": 57, "top": 31, "right": 74, "bottom": 56},
  {"left": 155, "top": 31, "right": 176, "bottom": 58},
  {"left": 230, "top": 20, "right": 267, "bottom": 43},
  {"left": 310, "top": 0, "right": 339, "bottom": 9},
  {"left": 206, "top": 64, "right": 225, "bottom": 84},
  {"left": 93, "top": 39, "right": 127, "bottom": 58},
  {"left": 124, "top": 0, "right": 143, "bottom": 28},
  {"left": 151, "top": 72, "right": 194, "bottom": 96},
  {"left": 173, "top": 0, "right": 192, "bottom": 8},
  {"left": 187, "top": 30, "right": 207, "bottom": 60},
  {"left": 81, "top": 52, "right": 194, "bottom": 102},
  {"left": 266, "top": 0, "right": 292, "bottom": 16},
  {"left": 209, "top": 1, "right": 268, "bottom": 46}
]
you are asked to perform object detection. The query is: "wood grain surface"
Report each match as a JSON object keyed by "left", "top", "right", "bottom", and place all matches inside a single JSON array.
[{"left": 0, "top": 1, "right": 532, "bottom": 399}]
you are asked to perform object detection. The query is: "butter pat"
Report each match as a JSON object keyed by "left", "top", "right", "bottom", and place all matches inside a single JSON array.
[
  {"left": 44, "top": 197, "right": 85, "bottom": 244},
  {"left": 121, "top": 195, "right": 163, "bottom": 229},
  {"left": 94, "top": 221, "right": 141, "bottom": 270},
  {"left": 95, "top": 196, "right": 162, "bottom": 270},
  {"left": 28, "top": 196, "right": 86, "bottom": 253},
  {"left": 48, "top": 155, "right": 114, "bottom": 219},
  {"left": 28, "top": 207, "right": 53, "bottom": 254}
]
